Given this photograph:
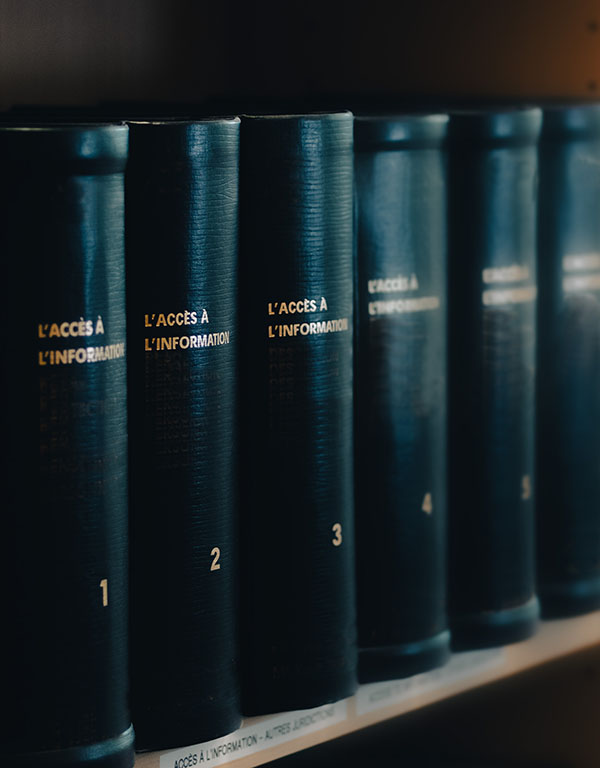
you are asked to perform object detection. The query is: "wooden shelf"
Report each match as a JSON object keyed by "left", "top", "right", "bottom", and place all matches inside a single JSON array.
[{"left": 135, "top": 611, "right": 600, "bottom": 768}]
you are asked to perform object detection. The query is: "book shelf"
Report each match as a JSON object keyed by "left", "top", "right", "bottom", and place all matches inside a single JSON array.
[
  {"left": 135, "top": 611, "right": 600, "bottom": 768},
  {"left": 3, "top": 2, "right": 600, "bottom": 767}
]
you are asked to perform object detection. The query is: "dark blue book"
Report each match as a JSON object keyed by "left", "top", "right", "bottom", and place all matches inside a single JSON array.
[
  {"left": 536, "top": 102, "right": 600, "bottom": 618},
  {"left": 0, "top": 124, "right": 133, "bottom": 767},
  {"left": 446, "top": 107, "right": 542, "bottom": 650},
  {"left": 354, "top": 114, "right": 451, "bottom": 682},
  {"left": 125, "top": 118, "right": 241, "bottom": 750},
  {"left": 238, "top": 112, "right": 357, "bottom": 715}
]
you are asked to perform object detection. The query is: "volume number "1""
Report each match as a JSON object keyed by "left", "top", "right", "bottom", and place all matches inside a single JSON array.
[{"left": 99, "top": 578, "right": 108, "bottom": 607}]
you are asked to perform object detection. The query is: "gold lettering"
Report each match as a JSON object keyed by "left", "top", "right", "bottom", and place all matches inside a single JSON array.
[
  {"left": 210, "top": 547, "right": 221, "bottom": 571},
  {"left": 332, "top": 523, "right": 342, "bottom": 547},
  {"left": 99, "top": 578, "right": 108, "bottom": 607}
]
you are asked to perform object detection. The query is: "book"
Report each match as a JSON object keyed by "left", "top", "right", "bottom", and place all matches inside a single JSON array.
[
  {"left": 353, "top": 113, "right": 451, "bottom": 682},
  {"left": 446, "top": 107, "right": 542, "bottom": 649},
  {"left": 536, "top": 102, "right": 600, "bottom": 617},
  {"left": 0, "top": 124, "right": 133, "bottom": 766},
  {"left": 125, "top": 118, "right": 241, "bottom": 750},
  {"left": 238, "top": 111, "right": 357, "bottom": 714}
]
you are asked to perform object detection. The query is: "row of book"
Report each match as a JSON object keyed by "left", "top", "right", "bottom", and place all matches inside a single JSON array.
[{"left": 2, "top": 101, "right": 600, "bottom": 767}]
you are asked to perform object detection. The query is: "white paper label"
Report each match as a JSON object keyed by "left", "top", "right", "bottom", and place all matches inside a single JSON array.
[
  {"left": 356, "top": 648, "right": 505, "bottom": 716},
  {"left": 159, "top": 700, "right": 348, "bottom": 768}
]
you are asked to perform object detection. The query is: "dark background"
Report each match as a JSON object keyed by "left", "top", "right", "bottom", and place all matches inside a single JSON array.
[{"left": 0, "top": 0, "right": 599, "bottom": 110}]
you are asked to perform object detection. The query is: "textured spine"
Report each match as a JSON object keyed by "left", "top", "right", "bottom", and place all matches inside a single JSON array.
[
  {"left": 354, "top": 114, "right": 450, "bottom": 682},
  {"left": 239, "top": 112, "right": 357, "bottom": 715},
  {"left": 536, "top": 104, "right": 600, "bottom": 617},
  {"left": 125, "top": 119, "right": 241, "bottom": 750},
  {"left": 0, "top": 124, "right": 133, "bottom": 767},
  {"left": 447, "top": 109, "right": 542, "bottom": 650}
]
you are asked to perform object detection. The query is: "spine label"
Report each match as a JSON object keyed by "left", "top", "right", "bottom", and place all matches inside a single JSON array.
[
  {"left": 266, "top": 295, "right": 349, "bottom": 339},
  {"left": 480, "top": 262, "right": 537, "bottom": 306},
  {"left": 356, "top": 649, "right": 505, "bottom": 716},
  {"left": 365, "top": 271, "right": 440, "bottom": 316},
  {"left": 142, "top": 307, "right": 232, "bottom": 352},
  {"left": 160, "top": 701, "right": 348, "bottom": 768},
  {"left": 562, "top": 253, "right": 600, "bottom": 293},
  {"left": 37, "top": 314, "right": 125, "bottom": 365}
]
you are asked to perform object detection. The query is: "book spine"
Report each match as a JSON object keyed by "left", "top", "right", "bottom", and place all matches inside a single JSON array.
[
  {"left": 353, "top": 116, "right": 450, "bottom": 682},
  {"left": 125, "top": 119, "right": 241, "bottom": 750},
  {"left": 0, "top": 125, "right": 133, "bottom": 767},
  {"left": 447, "top": 109, "right": 542, "bottom": 650},
  {"left": 239, "top": 112, "right": 357, "bottom": 715},
  {"left": 536, "top": 106, "right": 600, "bottom": 617}
]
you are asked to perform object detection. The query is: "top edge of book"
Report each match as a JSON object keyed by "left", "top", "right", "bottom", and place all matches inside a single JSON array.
[
  {"left": 0, "top": 121, "right": 129, "bottom": 131},
  {"left": 354, "top": 113, "right": 448, "bottom": 149},
  {"left": 127, "top": 116, "right": 240, "bottom": 126},
  {"left": 447, "top": 106, "right": 543, "bottom": 143},
  {"left": 540, "top": 101, "right": 600, "bottom": 139},
  {"left": 0, "top": 123, "right": 129, "bottom": 168},
  {"left": 0, "top": 116, "right": 240, "bottom": 126},
  {"left": 240, "top": 110, "right": 353, "bottom": 121}
]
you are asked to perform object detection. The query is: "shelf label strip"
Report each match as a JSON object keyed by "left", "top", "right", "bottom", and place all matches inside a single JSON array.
[
  {"left": 159, "top": 700, "right": 348, "bottom": 768},
  {"left": 356, "top": 648, "right": 506, "bottom": 716}
]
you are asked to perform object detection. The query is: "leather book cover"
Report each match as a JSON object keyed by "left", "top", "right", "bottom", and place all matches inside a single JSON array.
[
  {"left": 446, "top": 107, "right": 542, "bottom": 650},
  {"left": 536, "top": 103, "right": 600, "bottom": 618},
  {"left": 238, "top": 112, "right": 357, "bottom": 715},
  {"left": 0, "top": 124, "right": 133, "bottom": 767},
  {"left": 354, "top": 114, "right": 451, "bottom": 682},
  {"left": 125, "top": 118, "right": 241, "bottom": 750}
]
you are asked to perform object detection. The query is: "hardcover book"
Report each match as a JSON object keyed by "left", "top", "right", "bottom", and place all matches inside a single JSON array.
[
  {"left": 536, "top": 102, "right": 600, "bottom": 617},
  {"left": 0, "top": 124, "right": 133, "bottom": 767},
  {"left": 446, "top": 107, "right": 542, "bottom": 649},
  {"left": 354, "top": 113, "right": 451, "bottom": 681},
  {"left": 126, "top": 118, "right": 241, "bottom": 750},
  {"left": 238, "top": 111, "right": 357, "bottom": 714}
]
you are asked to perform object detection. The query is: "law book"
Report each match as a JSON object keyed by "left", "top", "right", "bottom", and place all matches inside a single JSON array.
[
  {"left": 353, "top": 114, "right": 451, "bottom": 682},
  {"left": 125, "top": 118, "right": 241, "bottom": 750},
  {"left": 0, "top": 124, "right": 133, "bottom": 767},
  {"left": 238, "top": 112, "right": 357, "bottom": 715},
  {"left": 446, "top": 107, "right": 542, "bottom": 650},
  {"left": 535, "top": 102, "right": 600, "bottom": 618}
]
